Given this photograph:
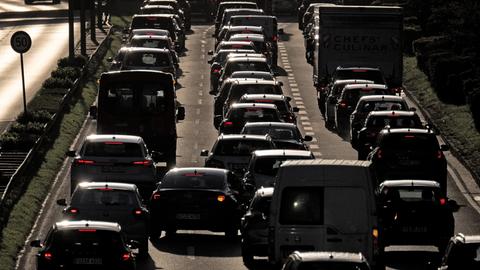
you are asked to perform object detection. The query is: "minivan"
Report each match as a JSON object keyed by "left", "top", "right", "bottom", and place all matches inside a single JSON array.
[{"left": 268, "top": 159, "right": 381, "bottom": 268}]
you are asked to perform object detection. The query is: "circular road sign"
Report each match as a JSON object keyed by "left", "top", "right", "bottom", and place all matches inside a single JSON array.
[{"left": 10, "top": 31, "right": 32, "bottom": 54}]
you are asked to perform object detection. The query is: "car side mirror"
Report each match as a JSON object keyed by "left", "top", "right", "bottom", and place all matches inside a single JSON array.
[
  {"left": 30, "top": 240, "right": 42, "bottom": 248},
  {"left": 278, "top": 28, "right": 284, "bottom": 35},
  {"left": 440, "top": 144, "right": 449, "bottom": 151},
  {"left": 447, "top": 199, "right": 460, "bottom": 212},
  {"left": 304, "top": 135, "right": 313, "bottom": 142},
  {"left": 292, "top": 107, "right": 300, "bottom": 113},
  {"left": 66, "top": 150, "right": 76, "bottom": 157},
  {"left": 208, "top": 50, "right": 214, "bottom": 55},
  {"left": 278, "top": 81, "right": 284, "bottom": 86},
  {"left": 89, "top": 105, "right": 97, "bottom": 119},
  {"left": 177, "top": 106, "right": 185, "bottom": 121},
  {"left": 285, "top": 96, "right": 292, "bottom": 102},
  {"left": 56, "top": 199, "right": 67, "bottom": 206},
  {"left": 410, "top": 107, "right": 417, "bottom": 112},
  {"left": 200, "top": 149, "right": 209, "bottom": 156}
]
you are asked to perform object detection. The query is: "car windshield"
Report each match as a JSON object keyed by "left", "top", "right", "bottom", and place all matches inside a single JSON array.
[
  {"left": 244, "top": 126, "right": 299, "bottom": 140},
  {"left": 298, "top": 262, "right": 370, "bottom": 270},
  {"left": 214, "top": 139, "right": 271, "bottom": 155},
  {"left": 49, "top": 230, "right": 124, "bottom": 252},
  {"left": 161, "top": 173, "right": 226, "bottom": 190},
  {"left": 359, "top": 101, "right": 407, "bottom": 112},
  {"left": 334, "top": 69, "right": 385, "bottom": 84},
  {"left": 83, "top": 142, "right": 143, "bottom": 157},
  {"left": 366, "top": 116, "right": 422, "bottom": 129},
  {"left": 71, "top": 189, "right": 138, "bottom": 206},
  {"left": 229, "top": 108, "right": 280, "bottom": 122}
]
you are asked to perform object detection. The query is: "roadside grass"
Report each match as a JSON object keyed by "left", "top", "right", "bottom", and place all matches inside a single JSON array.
[
  {"left": 0, "top": 32, "right": 124, "bottom": 270},
  {"left": 404, "top": 56, "right": 480, "bottom": 180}
]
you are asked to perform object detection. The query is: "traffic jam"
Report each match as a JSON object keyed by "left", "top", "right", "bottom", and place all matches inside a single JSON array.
[{"left": 27, "top": 0, "right": 480, "bottom": 270}]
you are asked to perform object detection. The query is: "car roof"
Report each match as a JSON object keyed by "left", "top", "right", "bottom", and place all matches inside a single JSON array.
[
  {"left": 343, "top": 84, "right": 388, "bottom": 90},
  {"left": 217, "top": 49, "right": 256, "bottom": 54},
  {"left": 166, "top": 167, "right": 229, "bottom": 177},
  {"left": 367, "top": 111, "right": 416, "bottom": 117},
  {"left": 240, "top": 94, "right": 287, "bottom": 101},
  {"left": 230, "top": 103, "right": 277, "bottom": 109},
  {"left": 226, "top": 57, "right": 268, "bottom": 63},
  {"left": 218, "top": 41, "right": 254, "bottom": 46},
  {"left": 224, "top": 25, "right": 264, "bottom": 31},
  {"left": 243, "top": 122, "right": 296, "bottom": 129},
  {"left": 77, "top": 182, "right": 137, "bottom": 191},
  {"left": 380, "top": 179, "right": 441, "bottom": 188},
  {"left": 142, "top": 4, "right": 174, "bottom": 9},
  {"left": 127, "top": 47, "right": 170, "bottom": 53},
  {"left": 85, "top": 134, "right": 143, "bottom": 143},
  {"left": 132, "top": 29, "right": 169, "bottom": 34},
  {"left": 133, "top": 14, "right": 175, "bottom": 19},
  {"left": 252, "top": 149, "right": 313, "bottom": 158},
  {"left": 131, "top": 35, "right": 170, "bottom": 41},
  {"left": 227, "top": 53, "right": 265, "bottom": 58},
  {"left": 358, "top": 95, "right": 405, "bottom": 102},
  {"left": 54, "top": 220, "right": 122, "bottom": 232},
  {"left": 219, "top": 1, "right": 257, "bottom": 5},
  {"left": 229, "top": 34, "right": 265, "bottom": 41},
  {"left": 379, "top": 128, "right": 434, "bottom": 135},
  {"left": 290, "top": 251, "right": 367, "bottom": 263},
  {"left": 336, "top": 66, "right": 381, "bottom": 71},
  {"left": 281, "top": 159, "right": 371, "bottom": 168},
  {"left": 231, "top": 79, "right": 278, "bottom": 86},
  {"left": 333, "top": 79, "right": 374, "bottom": 85},
  {"left": 254, "top": 187, "right": 274, "bottom": 198},
  {"left": 218, "top": 134, "right": 271, "bottom": 141},
  {"left": 453, "top": 234, "right": 480, "bottom": 244}
]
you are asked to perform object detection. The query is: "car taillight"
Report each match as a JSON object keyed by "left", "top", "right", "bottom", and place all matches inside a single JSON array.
[
  {"left": 132, "top": 160, "right": 153, "bottom": 166},
  {"left": 74, "top": 159, "right": 95, "bottom": 165},
  {"left": 151, "top": 192, "right": 161, "bottom": 200},
  {"left": 272, "top": 35, "right": 277, "bottom": 42},
  {"left": 437, "top": 150, "right": 444, "bottom": 159},
  {"left": 338, "top": 100, "right": 347, "bottom": 108},
  {"left": 68, "top": 207, "right": 79, "bottom": 215},
  {"left": 133, "top": 208, "right": 144, "bottom": 216},
  {"left": 217, "top": 195, "right": 226, "bottom": 202},
  {"left": 223, "top": 121, "right": 233, "bottom": 127},
  {"left": 439, "top": 198, "right": 446, "bottom": 205},
  {"left": 372, "top": 227, "right": 380, "bottom": 255},
  {"left": 122, "top": 252, "right": 131, "bottom": 261},
  {"left": 212, "top": 68, "right": 221, "bottom": 73},
  {"left": 377, "top": 149, "right": 383, "bottom": 159},
  {"left": 44, "top": 251, "right": 53, "bottom": 260}
]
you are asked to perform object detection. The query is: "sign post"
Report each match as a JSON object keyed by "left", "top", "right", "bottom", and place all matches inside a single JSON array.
[{"left": 10, "top": 31, "right": 32, "bottom": 115}]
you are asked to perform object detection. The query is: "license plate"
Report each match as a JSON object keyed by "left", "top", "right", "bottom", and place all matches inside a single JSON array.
[
  {"left": 401, "top": 226, "right": 427, "bottom": 233},
  {"left": 73, "top": 257, "right": 102, "bottom": 265},
  {"left": 101, "top": 166, "right": 125, "bottom": 173},
  {"left": 176, "top": 213, "right": 200, "bottom": 220}
]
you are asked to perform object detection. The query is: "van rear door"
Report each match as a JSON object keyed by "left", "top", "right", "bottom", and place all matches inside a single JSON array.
[{"left": 324, "top": 187, "right": 372, "bottom": 261}]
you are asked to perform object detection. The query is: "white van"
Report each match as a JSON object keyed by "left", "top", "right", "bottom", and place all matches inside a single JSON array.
[{"left": 268, "top": 159, "right": 381, "bottom": 268}]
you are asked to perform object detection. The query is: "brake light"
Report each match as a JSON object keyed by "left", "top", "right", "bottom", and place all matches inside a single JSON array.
[
  {"left": 43, "top": 251, "right": 53, "bottom": 260},
  {"left": 68, "top": 208, "right": 79, "bottom": 214},
  {"left": 122, "top": 252, "right": 131, "bottom": 261},
  {"left": 338, "top": 100, "right": 347, "bottom": 108},
  {"left": 152, "top": 192, "right": 161, "bottom": 200},
  {"left": 404, "top": 135, "right": 415, "bottom": 139},
  {"left": 377, "top": 149, "right": 383, "bottom": 159},
  {"left": 78, "top": 229, "right": 97, "bottom": 232},
  {"left": 353, "top": 69, "right": 367, "bottom": 72},
  {"left": 272, "top": 35, "right": 277, "bottom": 42},
  {"left": 372, "top": 228, "right": 379, "bottom": 238},
  {"left": 440, "top": 198, "right": 446, "bottom": 205},
  {"left": 217, "top": 195, "right": 226, "bottom": 202},
  {"left": 104, "top": 141, "right": 123, "bottom": 145},
  {"left": 74, "top": 159, "right": 95, "bottom": 165},
  {"left": 97, "top": 187, "right": 112, "bottom": 191},
  {"left": 213, "top": 68, "right": 221, "bottom": 73},
  {"left": 132, "top": 160, "right": 153, "bottom": 166},
  {"left": 133, "top": 208, "right": 143, "bottom": 216},
  {"left": 255, "top": 100, "right": 273, "bottom": 103},
  {"left": 437, "top": 150, "right": 444, "bottom": 159},
  {"left": 223, "top": 121, "right": 233, "bottom": 127},
  {"left": 184, "top": 173, "right": 204, "bottom": 177},
  {"left": 147, "top": 17, "right": 157, "bottom": 21}
]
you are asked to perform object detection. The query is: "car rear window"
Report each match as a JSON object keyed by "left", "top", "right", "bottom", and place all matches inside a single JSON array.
[
  {"left": 381, "top": 133, "right": 439, "bottom": 152},
  {"left": 214, "top": 139, "right": 272, "bottom": 155},
  {"left": 229, "top": 108, "right": 280, "bottom": 122},
  {"left": 342, "top": 88, "right": 388, "bottom": 105},
  {"left": 50, "top": 230, "right": 124, "bottom": 252},
  {"left": 71, "top": 189, "right": 138, "bottom": 206},
  {"left": 253, "top": 157, "right": 308, "bottom": 176},
  {"left": 366, "top": 116, "right": 422, "bottom": 129},
  {"left": 131, "top": 17, "right": 174, "bottom": 32},
  {"left": 244, "top": 126, "right": 298, "bottom": 140},
  {"left": 231, "top": 62, "right": 269, "bottom": 72},
  {"left": 124, "top": 52, "right": 171, "bottom": 67},
  {"left": 384, "top": 187, "right": 442, "bottom": 203},
  {"left": 83, "top": 142, "right": 143, "bottom": 157},
  {"left": 161, "top": 173, "right": 227, "bottom": 190},
  {"left": 334, "top": 69, "right": 385, "bottom": 85},
  {"left": 229, "top": 85, "right": 282, "bottom": 101},
  {"left": 131, "top": 38, "right": 169, "bottom": 49},
  {"left": 359, "top": 101, "right": 407, "bottom": 112}
]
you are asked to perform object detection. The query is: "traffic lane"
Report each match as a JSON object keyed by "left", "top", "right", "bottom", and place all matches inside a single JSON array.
[
  {"left": 0, "top": 20, "right": 79, "bottom": 132},
  {"left": 140, "top": 24, "right": 247, "bottom": 270},
  {"left": 277, "top": 20, "right": 480, "bottom": 269}
]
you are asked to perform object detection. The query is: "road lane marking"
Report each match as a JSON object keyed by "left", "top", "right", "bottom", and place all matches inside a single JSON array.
[
  {"left": 187, "top": 246, "right": 195, "bottom": 260},
  {"left": 309, "top": 144, "right": 319, "bottom": 149},
  {"left": 196, "top": 108, "right": 201, "bottom": 115}
]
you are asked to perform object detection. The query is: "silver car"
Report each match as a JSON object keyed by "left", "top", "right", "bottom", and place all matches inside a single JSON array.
[
  {"left": 67, "top": 134, "right": 157, "bottom": 196},
  {"left": 57, "top": 182, "right": 149, "bottom": 257}
]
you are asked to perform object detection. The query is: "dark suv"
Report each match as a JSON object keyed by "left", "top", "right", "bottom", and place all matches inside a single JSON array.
[
  {"left": 30, "top": 220, "right": 136, "bottom": 270},
  {"left": 367, "top": 128, "right": 449, "bottom": 193},
  {"left": 439, "top": 233, "right": 480, "bottom": 269}
]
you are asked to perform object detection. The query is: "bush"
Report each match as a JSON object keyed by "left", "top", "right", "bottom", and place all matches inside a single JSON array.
[
  {"left": 28, "top": 94, "right": 64, "bottom": 113},
  {"left": 404, "top": 24, "right": 422, "bottom": 55},
  {"left": 430, "top": 55, "right": 473, "bottom": 103},
  {"left": 41, "top": 87, "right": 69, "bottom": 96},
  {"left": 51, "top": 67, "right": 81, "bottom": 81},
  {"left": 42, "top": 77, "right": 73, "bottom": 89},
  {"left": 0, "top": 132, "right": 39, "bottom": 151},
  {"left": 16, "top": 110, "right": 52, "bottom": 124},
  {"left": 57, "top": 55, "right": 87, "bottom": 68},
  {"left": 9, "top": 122, "right": 45, "bottom": 135}
]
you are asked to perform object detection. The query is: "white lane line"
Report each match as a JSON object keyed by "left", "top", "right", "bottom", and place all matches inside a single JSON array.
[
  {"left": 201, "top": 74, "right": 204, "bottom": 80},
  {"left": 305, "top": 132, "right": 315, "bottom": 136},
  {"left": 293, "top": 97, "right": 302, "bottom": 101},
  {"left": 196, "top": 108, "right": 201, "bottom": 115},
  {"left": 292, "top": 92, "right": 301, "bottom": 97},
  {"left": 313, "top": 151, "right": 323, "bottom": 157},
  {"left": 290, "top": 88, "right": 299, "bottom": 92},
  {"left": 187, "top": 246, "right": 195, "bottom": 260},
  {"left": 299, "top": 111, "right": 308, "bottom": 115},
  {"left": 301, "top": 121, "right": 310, "bottom": 126},
  {"left": 194, "top": 119, "right": 200, "bottom": 125},
  {"left": 448, "top": 166, "right": 480, "bottom": 214},
  {"left": 309, "top": 144, "right": 319, "bottom": 149},
  {"left": 303, "top": 126, "right": 313, "bottom": 130},
  {"left": 300, "top": 116, "right": 309, "bottom": 121},
  {"left": 297, "top": 105, "right": 306, "bottom": 109},
  {"left": 198, "top": 99, "right": 203, "bottom": 105},
  {"left": 198, "top": 90, "right": 203, "bottom": 96},
  {"left": 295, "top": 101, "right": 304, "bottom": 105},
  {"left": 290, "top": 83, "right": 298, "bottom": 87}
]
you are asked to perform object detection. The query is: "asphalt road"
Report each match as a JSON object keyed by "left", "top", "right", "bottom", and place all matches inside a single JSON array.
[
  {"left": 0, "top": 0, "right": 77, "bottom": 133},
  {"left": 15, "top": 18, "right": 480, "bottom": 270}
]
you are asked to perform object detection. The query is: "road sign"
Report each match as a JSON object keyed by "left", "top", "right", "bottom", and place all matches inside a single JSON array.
[{"left": 10, "top": 31, "right": 32, "bottom": 54}]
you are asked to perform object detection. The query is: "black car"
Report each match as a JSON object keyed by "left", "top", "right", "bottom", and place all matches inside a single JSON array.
[
  {"left": 219, "top": 103, "right": 283, "bottom": 134},
  {"left": 376, "top": 180, "right": 455, "bottom": 253},
  {"left": 439, "top": 233, "right": 480, "bottom": 269},
  {"left": 367, "top": 128, "right": 449, "bottom": 194},
  {"left": 355, "top": 111, "right": 423, "bottom": 160},
  {"left": 241, "top": 187, "right": 273, "bottom": 267},
  {"left": 241, "top": 122, "right": 312, "bottom": 150},
  {"left": 149, "top": 167, "right": 245, "bottom": 238},
  {"left": 30, "top": 220, "right": 136, "bottom": 270}
]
